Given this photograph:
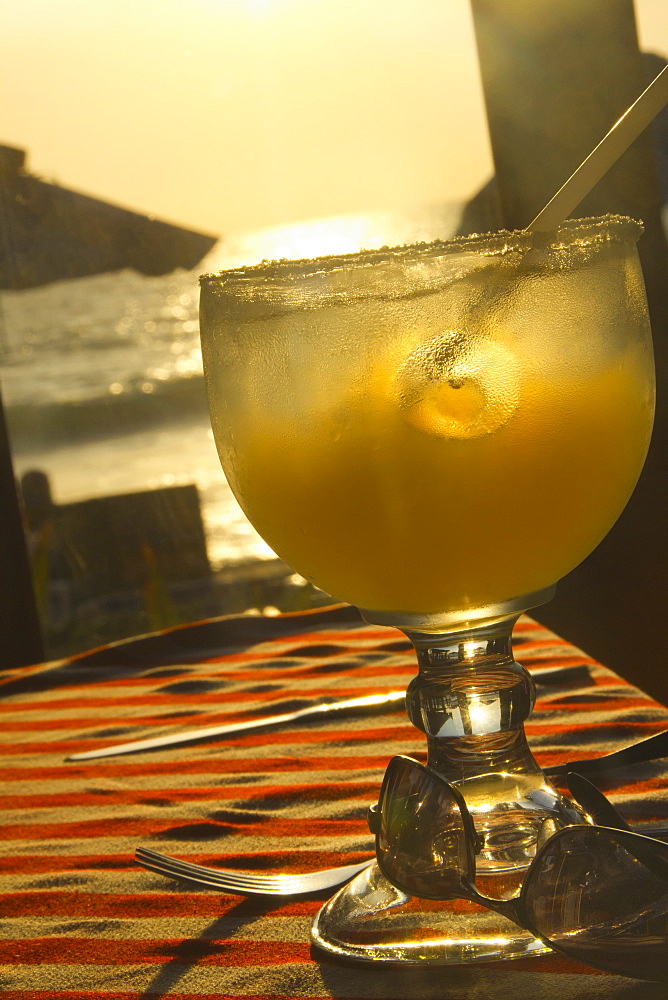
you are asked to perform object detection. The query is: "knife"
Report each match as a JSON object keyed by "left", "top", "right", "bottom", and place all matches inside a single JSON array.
[
  {"left": 66, "top": 662, "right": 590, "bottom": 761},
  {"left": 65, "top": 689, "right": 407, "bottom": 760}
]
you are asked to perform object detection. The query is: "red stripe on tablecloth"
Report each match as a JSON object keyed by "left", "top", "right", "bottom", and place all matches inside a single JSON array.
[
  {"left": 0, "top": 816, "right": 366, "bottom": 842},
  {"left": 525, "top": 719, "right": 664, "bottom": 736},
  {"left": 7, "top": 715, "right": 663, "bottom": 760},
  {"left": 0, "top": 849, "right": 373, "bottom": 875},
  {"left": 2, "top": 780, "right": 380, "bottom": 810},
  {"left": 0, "top": 689, "right": 410, "bottom": 729},
  {"left": 0, "top": 661, "right": 415, "bottom": 697},
  {"left": 0, "top": 995, "right": 375, "bottom": 1000},
  {"left": 0, "top": 651, "right": 600, "bottom": 707},
  {"left": 0, "top": 940, "right": 601, "bottom": 975},
  {"left": 10, "top": 697, "right": 640, "bottom": 734},
  {"left": 0, "top": 936, "right": 311, "bottom": 966},
  {"left": 517, "top": 640, "right": 597, "bottom": 654},
  {"left": 0, "top": 664, "right": 614, "bottom": 716},
  {"left": 0, "top": 966, "right": 612, "bottom": 1000},
  {"left": 0, "top": 651, "right": 603, "bottom": 714},
  {"left": 0, "top": 754, "right": 394, "bottom": 781},
  {"left": 0, "top": 890, "right": 321, "bottom": 919},
  {"left": 0, "top": 890, "right": 483, "bottom": 919},
  {"left": 0, "top": 909, "right": 611, "bottom": 979},
  {"left": 0, "top": 683, "right": 409, "bottom": 714},
  {"left": 0, "top": 724, "right": 415, "bottom": 757},
  {"left": 201, "top": 626, "right": 405, "bottom": 647},
  {"left": 1, "top": 710, "right": 389, "bottom": 733},
  {"left": 1, "top": 890, "right": 331, "bottom": 920},
  {"left": 532, "top": 697, "right": 652, "bottom": 713},
  {"left": 532, "top": 675, "right": 640, "bottom": 690},
  {"left": 603, "top": 777, "right": 668, "bottom": 796},
  {"left": 0, "top": 995, "right": 362, "bottom": 1000}
]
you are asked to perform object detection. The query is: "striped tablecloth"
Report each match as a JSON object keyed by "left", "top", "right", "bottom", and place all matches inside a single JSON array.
[{"left": 2, "top": 603, "right": 668, "bottom": 999}]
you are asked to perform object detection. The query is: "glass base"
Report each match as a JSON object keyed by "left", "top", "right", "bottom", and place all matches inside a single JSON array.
[
  {"left": 311, "top": 863, "right": 550, "bottom": 964},
  {"left": 312, "top": 593, "right": 587, "bottom": 966}
]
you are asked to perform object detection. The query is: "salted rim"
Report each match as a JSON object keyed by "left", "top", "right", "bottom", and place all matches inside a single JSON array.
[{"left": 200, "top": 214, "right": 643, "bottom": 288}]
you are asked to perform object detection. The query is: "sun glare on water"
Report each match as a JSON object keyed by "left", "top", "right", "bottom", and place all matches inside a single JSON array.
[{"left": 204, "top": 206, "right": 464, "bottom": 273}]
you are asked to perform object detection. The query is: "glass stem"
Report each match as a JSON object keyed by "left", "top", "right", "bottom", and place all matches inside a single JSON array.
[{"left": 403, "top": 615, "right": 542, "bottom": 783}]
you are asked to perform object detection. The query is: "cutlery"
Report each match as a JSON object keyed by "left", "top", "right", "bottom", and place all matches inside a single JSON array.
[
  {"left": 67, "top": 662, "right": 590, "bottom": 761},
  {"left": 135, "top": 846, "right": 374, "bottom": 895},
  {"left": 66, "top": 690, "right": 406, "bottom": 760},
  {"left": 545, "top": 727, "right": 668, "bottom": 777}
]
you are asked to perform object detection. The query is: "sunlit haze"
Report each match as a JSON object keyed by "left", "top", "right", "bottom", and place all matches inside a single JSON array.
[{"left": 2, "top": 0, "right": 667, "bottom": 240}]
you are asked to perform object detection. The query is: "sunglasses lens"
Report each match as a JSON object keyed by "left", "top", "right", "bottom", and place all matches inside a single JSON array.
[
  {"left": 524, "top": 826, "right": 668, "bottom": 981},
  {"left": 376, "top": 756, "right": 474, "bottom": 899}
]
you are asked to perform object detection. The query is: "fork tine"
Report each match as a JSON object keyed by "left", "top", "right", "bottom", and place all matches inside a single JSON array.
[
  {"left": 144, "top": 865, "right": 246, "bottom": 893},
  {"left": 136, "top": 856, "right": 311, "bottom": 894},
  {"left": 135, "top": 850, "right": 266, "bottom": 886},
  {"left": 135, "top": 848, "right": 285, "bottom": 886},
  {"left": 139, "top": 857, "right": 340, "bottom": 891},
  {"left": 134, "top": 846, "right": 372, "bottom": 895}
]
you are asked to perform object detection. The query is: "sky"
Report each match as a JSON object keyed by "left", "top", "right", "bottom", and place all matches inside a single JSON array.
[{"left": 2, "top": 0, "right": 667, "bottom": 240}]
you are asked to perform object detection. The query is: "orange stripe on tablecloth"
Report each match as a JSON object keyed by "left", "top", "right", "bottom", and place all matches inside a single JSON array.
[
  {"left": 0, "top": 816, "right": 366, "bottom": 842},
  {"left": 0, "top": 936, "right": 311, "bottom": 966},
  {"left": 1, "top": 780, "right": 380, "bottom": 811}
]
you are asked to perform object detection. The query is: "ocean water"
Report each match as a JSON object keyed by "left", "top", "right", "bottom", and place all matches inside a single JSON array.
[{"left": 0, "top": 204, "right": 463, "bottom": 570}]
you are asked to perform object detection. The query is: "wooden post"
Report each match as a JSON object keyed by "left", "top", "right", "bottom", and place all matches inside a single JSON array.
[
  {"left": 0, "top": 389, "right": 45, "bottom": 668},
  {"left": 470, "top": 1, "right": 656, "bottom": 221},
  {"left": 469, "top": 0, "right": 668, "bottom": 702}
]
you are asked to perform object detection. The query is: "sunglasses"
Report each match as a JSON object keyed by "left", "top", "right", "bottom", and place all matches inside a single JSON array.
[{"left": 370, "top": 747, "right": 668, "bottom": 982}]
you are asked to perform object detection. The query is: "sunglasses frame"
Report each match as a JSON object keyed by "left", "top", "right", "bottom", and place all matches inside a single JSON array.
[
  {"left": 545, "top": 727, "right": 668, "bottom": 778},
  {"left": 372, "top": 753, "right": 668, "bottom": 982}
]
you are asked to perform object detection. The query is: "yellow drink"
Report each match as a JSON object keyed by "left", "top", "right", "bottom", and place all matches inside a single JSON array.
[{"left": 201, "top": 216, "right": 654, "bottom": 615}]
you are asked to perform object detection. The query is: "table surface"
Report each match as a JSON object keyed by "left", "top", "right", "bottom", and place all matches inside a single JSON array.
[{"left": 2, "top": 603, "right": 668, "bottom": 999}]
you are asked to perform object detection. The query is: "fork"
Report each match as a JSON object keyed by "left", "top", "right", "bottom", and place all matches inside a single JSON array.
[{"left": 135, "top": 846, "right": 374, "bottom": 896}]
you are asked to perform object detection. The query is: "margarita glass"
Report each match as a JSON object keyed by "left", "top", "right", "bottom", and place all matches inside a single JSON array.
[{"left": 199, "top": 215, "right": 655, "bottom": 964}]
